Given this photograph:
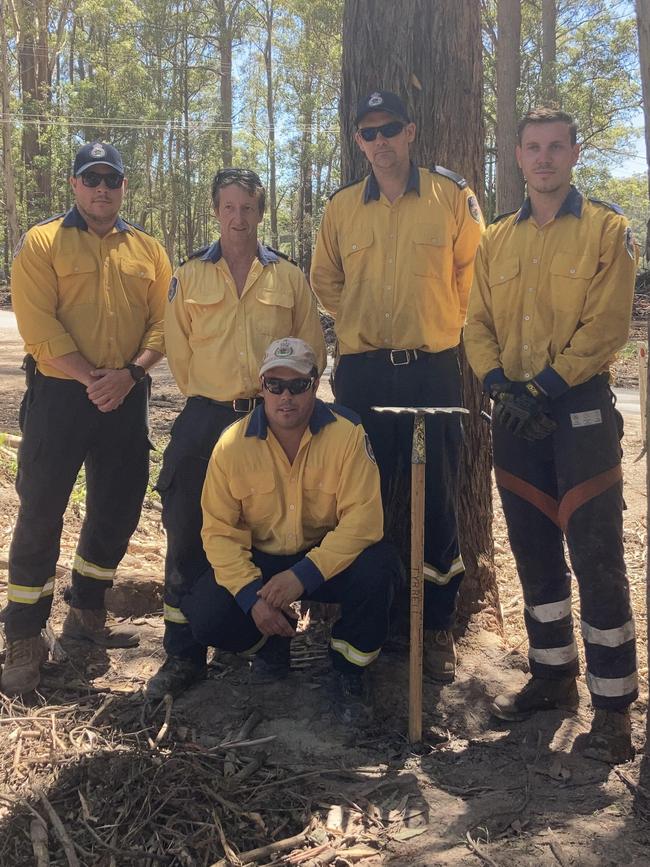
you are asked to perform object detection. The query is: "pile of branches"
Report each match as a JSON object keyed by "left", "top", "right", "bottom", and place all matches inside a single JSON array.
[{"left": 0, "top": 691, "right": 426, "bottom": 866}]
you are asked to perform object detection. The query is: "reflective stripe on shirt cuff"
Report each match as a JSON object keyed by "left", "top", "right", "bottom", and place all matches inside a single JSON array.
[
  {"left": 235, "top": 577, "right": 264, "bottom": 613},
  {"left": 291, "top": 556, "right": 324, "bottom": 594},
  {"left": 534, "top": 366, "right": 570, "bottom": 399}
]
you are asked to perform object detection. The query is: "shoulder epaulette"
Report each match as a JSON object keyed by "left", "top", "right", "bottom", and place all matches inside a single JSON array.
[
  {"left": 179, "top": 244, "right": 211, "bottom": 266},
  {"left": 33, "top": 213, "right": 65, "bottom": 228},
  {"left": 588, "top": 198, "right": 624, "bottom": 216},
  {"left": 330, "top": 402, "right": 362, "bottom": 425},
  {"left": 430, "top": 165, "right": 468, "bottom": 189},
  {"left": 124, "top": 218, "right": 154, "bottom": 236},
  {"left": 328, "top": 177, "right": 365, "bottom": 200},
  {"left": 491, "top": 209, "right": 518, "bottom": 225},
  {"left": 266, "top": 246, "right": 297, "bottom": 266}
]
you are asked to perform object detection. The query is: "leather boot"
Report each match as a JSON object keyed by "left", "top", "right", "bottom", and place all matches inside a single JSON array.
[
  {"left": 1, "top": 634, "right": 48, "bottom": 696},
  {"left": 61, "top": 607, "right": 139, "bottom": 648},
  {"left": 492, "top": 675, "right": 579, "bottom": 721}
]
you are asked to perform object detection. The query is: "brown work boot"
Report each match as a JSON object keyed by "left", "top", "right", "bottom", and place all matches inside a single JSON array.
[
  {"left": 423, "top": 629, "right": 456, "bottom": 683},
  {"left": 1, "top": 634, "right": 49, "bottom": 696},
  {"left": 581, "top": 708, "right": 634, "bottom": 764},
  {"left": 61, "top": 607, "right": 139, "bottom": 648},
  {"left": 145, "top": 656, "right": 207, "bottom": 701},
  {"left": 492, "top": 675, "right": 579, "bottom": 721}
]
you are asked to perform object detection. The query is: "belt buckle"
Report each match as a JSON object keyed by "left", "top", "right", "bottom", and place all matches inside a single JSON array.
[
  {"left": 390, "top": 349, "right": 415, "bottom": 366},
  {"left": 233, "top": 398, "right": 254, "bottom": 413}
]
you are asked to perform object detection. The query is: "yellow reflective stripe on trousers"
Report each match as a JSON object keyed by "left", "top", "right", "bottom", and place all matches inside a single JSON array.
[
  {"left": 73, "top": 554, "right": 116, "bottom": 581},
  {"left": 163, "top": 604, "right": 189, "bottom": 625},
  {"left": 423, "top": 555, "right": 464, "bottom": 586},
  {"left": 7, "top": 577, "right": 55, "bottom": 604},
  {"left": 581, "top": 618, "right": 636, "bottom": 648},
  {"left": 528, "top": 641, "right": 578, "bottom": 666},
  {"left": 525, "top": 597, "right": 572, "bottom": 623},
  {"left": 587, "top": 671, "right": 638, "bottom": 698},
  {"left": 330, "top": 638, "right": 380, "bottom": 667}
]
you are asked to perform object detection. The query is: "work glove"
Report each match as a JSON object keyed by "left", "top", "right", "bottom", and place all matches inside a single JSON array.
[{"left": 490, "top": 380, "right": 557, "bottom": 441}]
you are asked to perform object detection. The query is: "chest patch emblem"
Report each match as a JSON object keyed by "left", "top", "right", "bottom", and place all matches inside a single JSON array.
[{"left": 467, "top": 195, "right": 482, "bottom": 224}]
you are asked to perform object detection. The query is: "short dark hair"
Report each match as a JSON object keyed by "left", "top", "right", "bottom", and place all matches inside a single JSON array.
[
  {"left": 211, "top": 168, "right": 265, "bottom": 215},
  {"left": 517, "top": 107, "right": 578, "bottom": 146}
]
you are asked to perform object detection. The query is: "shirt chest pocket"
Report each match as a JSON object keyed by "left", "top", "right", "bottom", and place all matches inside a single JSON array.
[
  {"left": 255, "top": 285, "right": 294, "bottom": 336},
  {"left": 411, "top": 230, "right": 447, "bottom": 278},
  {"left": 302, "top": 467, "right": 338, "bottom": 530},
  {"left": 230, "top": 470, "right": 276, "bottom": 523},
  {"left": 185, "top": 281, "right": 228, "bottom": 340},
  {"left": 488, "top": 257, "right": 520, "bottom": 318},
  {"left": 55, "top": 256, "right": 98, "bottom": 306},
  {"left": 341, "top": 229, "right": 374, "bottom": 282},
  {"left": 549, "top": 253, "right": 597, "bottom": 314},
  {"left": 119, "top": 258, "right": 155, "bottom": 307}
]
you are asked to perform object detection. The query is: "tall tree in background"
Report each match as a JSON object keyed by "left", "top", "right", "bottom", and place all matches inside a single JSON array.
[
  {"left": 636, "top": 0, "right": 650, "bottom": 258},
  {"left": 496, "top": 0, "right": 524, "bottom": 213},
  {"left": 541, "top": 0, "right": 558, "bottom": 103},
  {"left": 340, "top": 0, "right": 500, "bottom": 625},
  {"left": 0, "top": 0, "right": 19, "bottom": 258}
]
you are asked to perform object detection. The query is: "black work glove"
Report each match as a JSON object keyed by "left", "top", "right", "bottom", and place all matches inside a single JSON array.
[{"left": 490, "top": 380, "right": 557, "bottom": 441}]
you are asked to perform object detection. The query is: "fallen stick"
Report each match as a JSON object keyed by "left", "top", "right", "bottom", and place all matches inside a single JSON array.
[
  {"left": 210, "top": 828, "right": 310, "bottom": 867},
  {"left": 212, "top": 734, "right": 277, "bottom": 751},
  {"left": 465, "top": 832, "right": 501, "bottom": 867},
  {"left": 546, "top": 828, "right": 570, "bottom": 867},
  {"left": 30, "top": 818, "right": 50, "bottom": 867},
  {"left": 234, "top": 708, "right": 263, "bottom": 742},
  {"left": 38, "top": 791, "right": 80, "bottom": 867},
  {"left": 89, "top": 695, "right": 117, "bottom": 727},
  {"left": 153, "top": 694, "right": 173, "bottom": 746}
]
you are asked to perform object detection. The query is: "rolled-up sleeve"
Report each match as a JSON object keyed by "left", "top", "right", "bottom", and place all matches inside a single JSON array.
[{"left": 139, "top": 242, "right": 171, "bottom": 355}]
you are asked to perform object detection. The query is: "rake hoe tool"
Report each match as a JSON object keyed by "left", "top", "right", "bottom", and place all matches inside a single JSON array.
[{"left": 371, "top": 405, "right": 469, "bottom": 743}]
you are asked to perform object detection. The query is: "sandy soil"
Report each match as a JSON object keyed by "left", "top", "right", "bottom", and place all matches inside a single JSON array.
[{"left": 0, "top": 334, "right": 649, "bottom": 865}]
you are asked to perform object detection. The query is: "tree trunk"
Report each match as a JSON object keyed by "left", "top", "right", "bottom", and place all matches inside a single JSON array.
[
  {"left": 496, "top": 0, "right": 524, "bottom": 214},
  {"left": 341, "top": 0, "right": 500, "bottom": 627},
  {"left": 298, "top": 70, "right": 313, "bottom": 273},
  {"left": 262, "top": 0, "right": 278, "bottom": 247},
  {"left": 541, "top": 0, "right": 557, "bottom": 104},
  {"left": 636, "top": 0, "right": 650, "bottom": 259},
  {"left": 214, "top": 0, "right": 239, "bottom": 168},
  {"left": 1, "top": 0, "right": 20, "bottom": 258}
]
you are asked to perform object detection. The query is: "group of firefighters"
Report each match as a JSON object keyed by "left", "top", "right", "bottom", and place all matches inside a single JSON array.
[{"left": 1, "top": 89, "right": 640, "bottom": 764}]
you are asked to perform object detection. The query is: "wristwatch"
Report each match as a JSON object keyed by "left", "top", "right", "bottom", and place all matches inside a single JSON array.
[{"left": 126, "top": 363, "right": 146, "bottom": 383}]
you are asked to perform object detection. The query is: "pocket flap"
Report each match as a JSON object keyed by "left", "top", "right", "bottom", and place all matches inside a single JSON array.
[
  {"left": 57, "top": 256, "right": 96, "bottom": 277},
  {"left": 303, "top": 467, "right": 338, "bottom": 494},
  {"left": 342, "top": 228, "right": 373, "bottom": 257},
  {"left": 255, "top": 285, "right": 293, "bottom": 308},
  {"left": 489, "top": 257, "right": 520, "bottom": 286},
  {"left": 412, "top": 229, "right": 446, "bottom": 246},
  {"left": 230, "top": 471, "right": 276, "bottom": 499},
  {"left": 184, "top": 279, "right": 226, "bottom": 306},
  {"left": 550, "top": 253, "right": 597, "bottom": 279},
  {"left": 120, "top": 258, "right": 155, "bottom": 281}
]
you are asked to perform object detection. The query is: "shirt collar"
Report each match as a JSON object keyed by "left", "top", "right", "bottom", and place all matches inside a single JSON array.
[
  {"left": 245, "top": 399, "right": 338, "bottom": 440},
  {"left": 62, "top": 205, "right": 130, "bottom": 233},
  {"left": 363, "top": 161, "right": 420, "bottom": 203},
  {"left": 200, "top": 240, "right": 279, "bottom": 266},
  {"left": 515, "top": 185, "right": 583, "bottom": 223}
]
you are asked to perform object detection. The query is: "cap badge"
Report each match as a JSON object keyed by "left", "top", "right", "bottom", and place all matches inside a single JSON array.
[
  {"left": 274, "top": 342, "right": 294, "bottom": 358},
  {"left": 90, "top": 144, "right": 106, "bottom": 158},
  {"left": 368, "top": 92, "right": 383, "bottom": 107}
]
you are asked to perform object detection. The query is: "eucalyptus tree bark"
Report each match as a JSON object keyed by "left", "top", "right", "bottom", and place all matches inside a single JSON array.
[
  {"left": 261, "top": 0, "right": 278, "bottom": 247},
  {"left": 341, "top": 0, "right": 500, "bottom": 627},
  {"left": 541, "top": 0, "right": 558, "bottom": 104},
  {"left": 1, "top": 0, "right": 20, "bottom": 260},
  {"left": 636, "top": 0, "right": 650, "bottom": 259},
  {"left": 213, "top": 0, "right": 242, "bottom": 168},
  {"left": 496, "top": 0, "right": 524, "bottom": 214}
]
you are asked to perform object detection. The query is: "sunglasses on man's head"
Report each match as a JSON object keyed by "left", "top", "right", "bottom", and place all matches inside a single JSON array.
[
  {"left": 262, "top": 376, "right": 314, "bottom": 396},
  {"left": 80, "top": 170, "right": 124, "bottom": 189},
  {"left": 358, "top": 120, "right": 405, "bottom": 142}
]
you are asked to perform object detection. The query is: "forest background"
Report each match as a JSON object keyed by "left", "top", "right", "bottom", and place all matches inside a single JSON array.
[{"left": 0, "top": 0, "right": 648, "bottom": 280}]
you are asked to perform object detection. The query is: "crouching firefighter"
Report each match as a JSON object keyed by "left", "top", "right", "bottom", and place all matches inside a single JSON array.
[
  {"left": 146, "top": 338, "right": 402, "bottom": 724},
  {"left": 464, "top": 107, "right": 639, "bottom": 764}
]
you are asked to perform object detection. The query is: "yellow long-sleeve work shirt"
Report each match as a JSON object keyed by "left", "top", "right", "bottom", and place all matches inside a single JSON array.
[
  {"left": 201, "top": 400, "right": 383, "bottom": 612},
  {"left": 165, "top": 241, "right": 326, "bottom": 401},
  {"left": 11, "top": 206, "right": 171, "bottom": 378},
  {"left": 464, "top": 187, "right": 638, "bottom": 397},
  {"left": 310, "top": 164, "right": 484, "bottom": 355}
]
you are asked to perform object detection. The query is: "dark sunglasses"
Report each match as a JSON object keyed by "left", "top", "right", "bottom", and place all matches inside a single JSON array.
[
  {"left": 80, "top": 170, "right": 124, "bottom": 189},
  {"left": 358, "top": 120, "right": 405, "bottom": 142},
  {"left": 262, "top": 376, "right": 314, "bottom": 396}
]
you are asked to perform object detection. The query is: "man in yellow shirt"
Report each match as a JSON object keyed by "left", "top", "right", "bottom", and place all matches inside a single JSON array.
[
  {"left": 465, "top": 108, "right": 638, "bottom": 764},
  {"left": 311, "top": 90, "right": 483, "bottom": 682},
  {"left": 151, "top": 337, "right": 400, "bottom": 721},
  {"left": 147, "top": 171, "right": 325, "bottom": 699},
  {"left": 4, "top": 142, "right": 171, "bottom": 695}
]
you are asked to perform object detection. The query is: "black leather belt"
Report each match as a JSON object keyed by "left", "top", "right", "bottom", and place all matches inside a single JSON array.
[
  {"left": 194, "top": 396, "right": 262, "bottom": 413},
  {"left": 362, "top": 348, "right": 434, "bottom": 366}
]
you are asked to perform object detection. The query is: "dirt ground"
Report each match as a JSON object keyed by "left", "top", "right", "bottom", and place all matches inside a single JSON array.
[{"left": 0, "top": 333, "right": 649, "bottom": 865}]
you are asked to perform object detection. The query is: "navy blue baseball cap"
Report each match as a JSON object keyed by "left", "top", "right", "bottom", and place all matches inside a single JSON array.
[
  {"left": 355, "top": 90, "right": 410, "bottom": 125},
  {"left": 73, "top": 142, "right": 124, "bottom": 176}
]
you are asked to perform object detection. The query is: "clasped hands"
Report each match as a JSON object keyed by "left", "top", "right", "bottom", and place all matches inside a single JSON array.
[
  {"left": 490, "top": 380, "right": 557, "bottom": 441},
  {"left": 86, "top": 367, "right": 134, "bottom": 412},
  {"left": 251, "top": 569, "right": 304, "bottom": 638}
]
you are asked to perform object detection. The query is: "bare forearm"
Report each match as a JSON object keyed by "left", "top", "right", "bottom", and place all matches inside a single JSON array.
[
  {"left": 46, "top": 351, "right": 94, "bottom": 386},
  {"left": 132, "top": 349, "right": 163, "bottom": 372}
]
